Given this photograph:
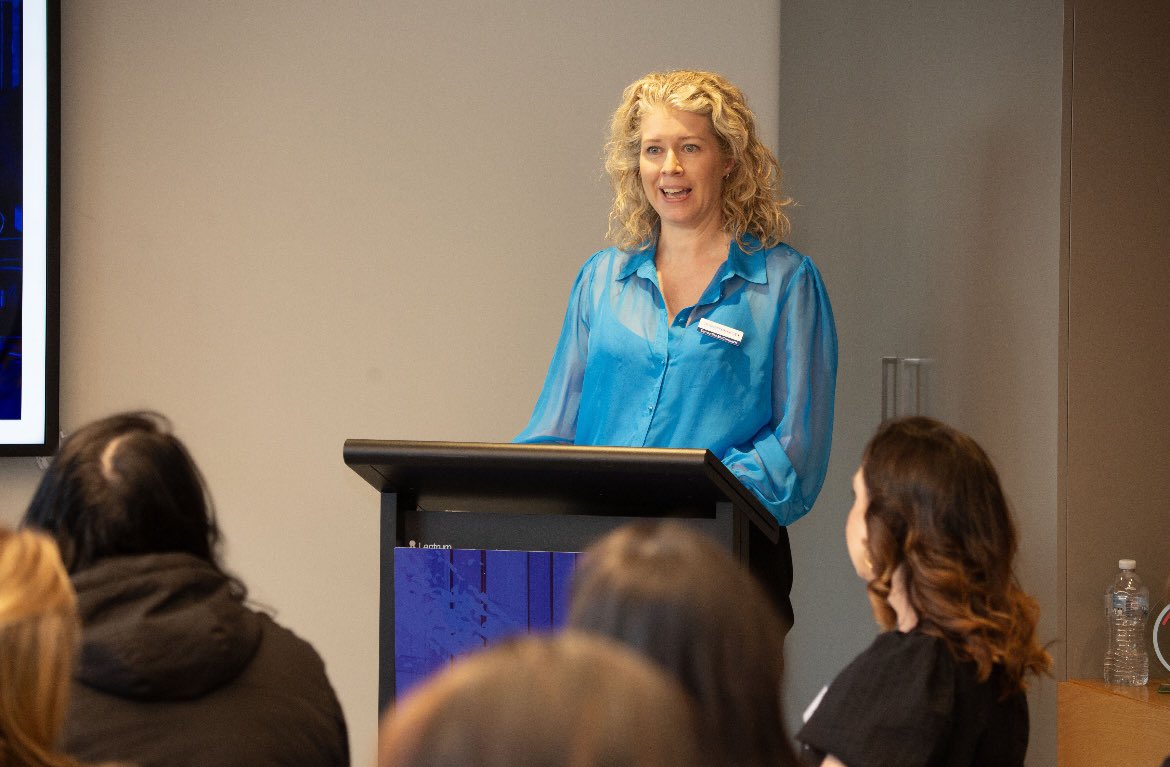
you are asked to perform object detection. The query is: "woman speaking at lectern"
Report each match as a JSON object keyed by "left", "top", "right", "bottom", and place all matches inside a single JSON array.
[{"left": 516, "top": 70, "right": 837, "bottom": 625}]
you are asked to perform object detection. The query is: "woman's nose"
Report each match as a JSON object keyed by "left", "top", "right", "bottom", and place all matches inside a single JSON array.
[{"left": 662, "top": 150, "right": 682, "bottom": 174}]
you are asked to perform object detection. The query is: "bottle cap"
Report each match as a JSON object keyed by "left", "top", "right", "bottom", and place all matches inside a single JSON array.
[{"left": 1119, "top": 559, "right": 1136, "bottom": 570}]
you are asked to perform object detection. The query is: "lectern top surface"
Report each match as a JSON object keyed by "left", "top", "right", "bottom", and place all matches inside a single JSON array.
[{"left": 343, "top": 439, "right": 778, "bottom": 540}]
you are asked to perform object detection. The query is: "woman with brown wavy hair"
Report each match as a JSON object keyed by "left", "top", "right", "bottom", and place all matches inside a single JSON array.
[{"left": 797, "top": 417, "right": 1051, "bottom": 767}]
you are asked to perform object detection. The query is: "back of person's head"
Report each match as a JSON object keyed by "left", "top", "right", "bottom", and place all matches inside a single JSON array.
[
  {"left": 568, "top": 521, "right": 797, "bottom": 767},
  {"left": 0, "top": 526, "right": 83, "bottom": 767},
  {"left": 22, "top": 411, "right": 223, "bottom": 575},
  {"left": 860, "top": 416, "right": 1051, "bottom": 693},
  {"left": 377, "top": 631, "right": 704, "bottom": 767}
]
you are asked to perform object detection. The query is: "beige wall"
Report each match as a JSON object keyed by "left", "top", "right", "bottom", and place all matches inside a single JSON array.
[{"left": 0, "top": 0, "right": 781, "bottom": 761}]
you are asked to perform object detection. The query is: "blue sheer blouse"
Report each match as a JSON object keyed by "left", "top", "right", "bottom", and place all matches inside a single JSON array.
[{"left": 515, "top": 236, "right": 837, "bottom": 526}]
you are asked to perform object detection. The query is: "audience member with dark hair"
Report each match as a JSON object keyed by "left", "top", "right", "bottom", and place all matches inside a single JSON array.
[
  {"left": 377, "top": 632, "right": 705, "bottom": 767},
  {"left": 22, "top": 411, "right": 349, "bottom": 767},
  {"left": 569, "top": 521, "right": 799, "bottom": 767},
  {"left": 797, "top": 416, "right": 1052, "bottom": 767},
  {"left": 0, "top": 526, "right": 125, "bottom": 767}
]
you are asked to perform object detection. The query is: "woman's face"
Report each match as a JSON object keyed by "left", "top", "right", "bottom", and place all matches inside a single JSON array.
[
  {"left": 846, "top": 467, "right": 874, "bottom": 581},
  {"left": 638, "top": 106, "right": 733, "bottom": 234}
]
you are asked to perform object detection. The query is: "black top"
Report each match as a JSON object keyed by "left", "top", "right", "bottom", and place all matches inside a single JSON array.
[{"left": 797, "top": 630, "right": 1028, "bottom": 767}]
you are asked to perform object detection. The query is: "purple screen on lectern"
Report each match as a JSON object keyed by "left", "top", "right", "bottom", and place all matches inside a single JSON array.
[{"left": 394, "top": 547, "right": 579, "bottom": 697}]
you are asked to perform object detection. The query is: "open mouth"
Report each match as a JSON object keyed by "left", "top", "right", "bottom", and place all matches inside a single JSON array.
[{"left": 660, "top": 187, "right": 691, "bottom": 200}]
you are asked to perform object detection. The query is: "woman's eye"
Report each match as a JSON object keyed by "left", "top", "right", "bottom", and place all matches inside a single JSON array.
[
  {"left": 644, "top": 146, "right": 661, "bottom": 155},
  {"left": 683, "top": 144, "right": 699, "bottom": 153}
]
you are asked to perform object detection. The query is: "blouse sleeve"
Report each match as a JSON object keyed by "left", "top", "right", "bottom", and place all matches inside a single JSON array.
[
  {"left": 796, "top": 632, "right": 957, "bottom": 767},
  {"left": 513, "top": 258, "right": 595, "bottom": 444},
  {"left": 720, "top": 256, "right": 837, "bottom": 526}
]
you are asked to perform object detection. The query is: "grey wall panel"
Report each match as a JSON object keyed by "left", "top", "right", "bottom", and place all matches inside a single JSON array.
[{"left": 779, "top": 2, "right": 1063, "bottom": 763}]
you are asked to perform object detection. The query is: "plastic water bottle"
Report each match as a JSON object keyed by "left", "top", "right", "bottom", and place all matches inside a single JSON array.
[{"left": 1103, "top": 559, "right": 1149, "bottom": 686}]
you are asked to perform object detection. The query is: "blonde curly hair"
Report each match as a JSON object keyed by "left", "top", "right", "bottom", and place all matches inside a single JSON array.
[
  {"left": 604, "top": 70, "right": 791, "bottom": 253},
  {"left": 0, "top": 527, "right": 86, "bottom": 767}
]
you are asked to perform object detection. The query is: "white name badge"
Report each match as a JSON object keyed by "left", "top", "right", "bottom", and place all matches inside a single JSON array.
[{"left": 697, "top": 317, "right": 744, "bottom": 346}]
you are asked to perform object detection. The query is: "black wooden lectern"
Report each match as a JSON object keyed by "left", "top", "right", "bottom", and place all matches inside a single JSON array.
[{"left": 343, "top": 439, "right": 783, "bottom": 711}]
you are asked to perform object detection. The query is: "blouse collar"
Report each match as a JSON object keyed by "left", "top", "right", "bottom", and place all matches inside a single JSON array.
[{"left": 616, "top": 233, "right": 768, "bottom": 285}]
